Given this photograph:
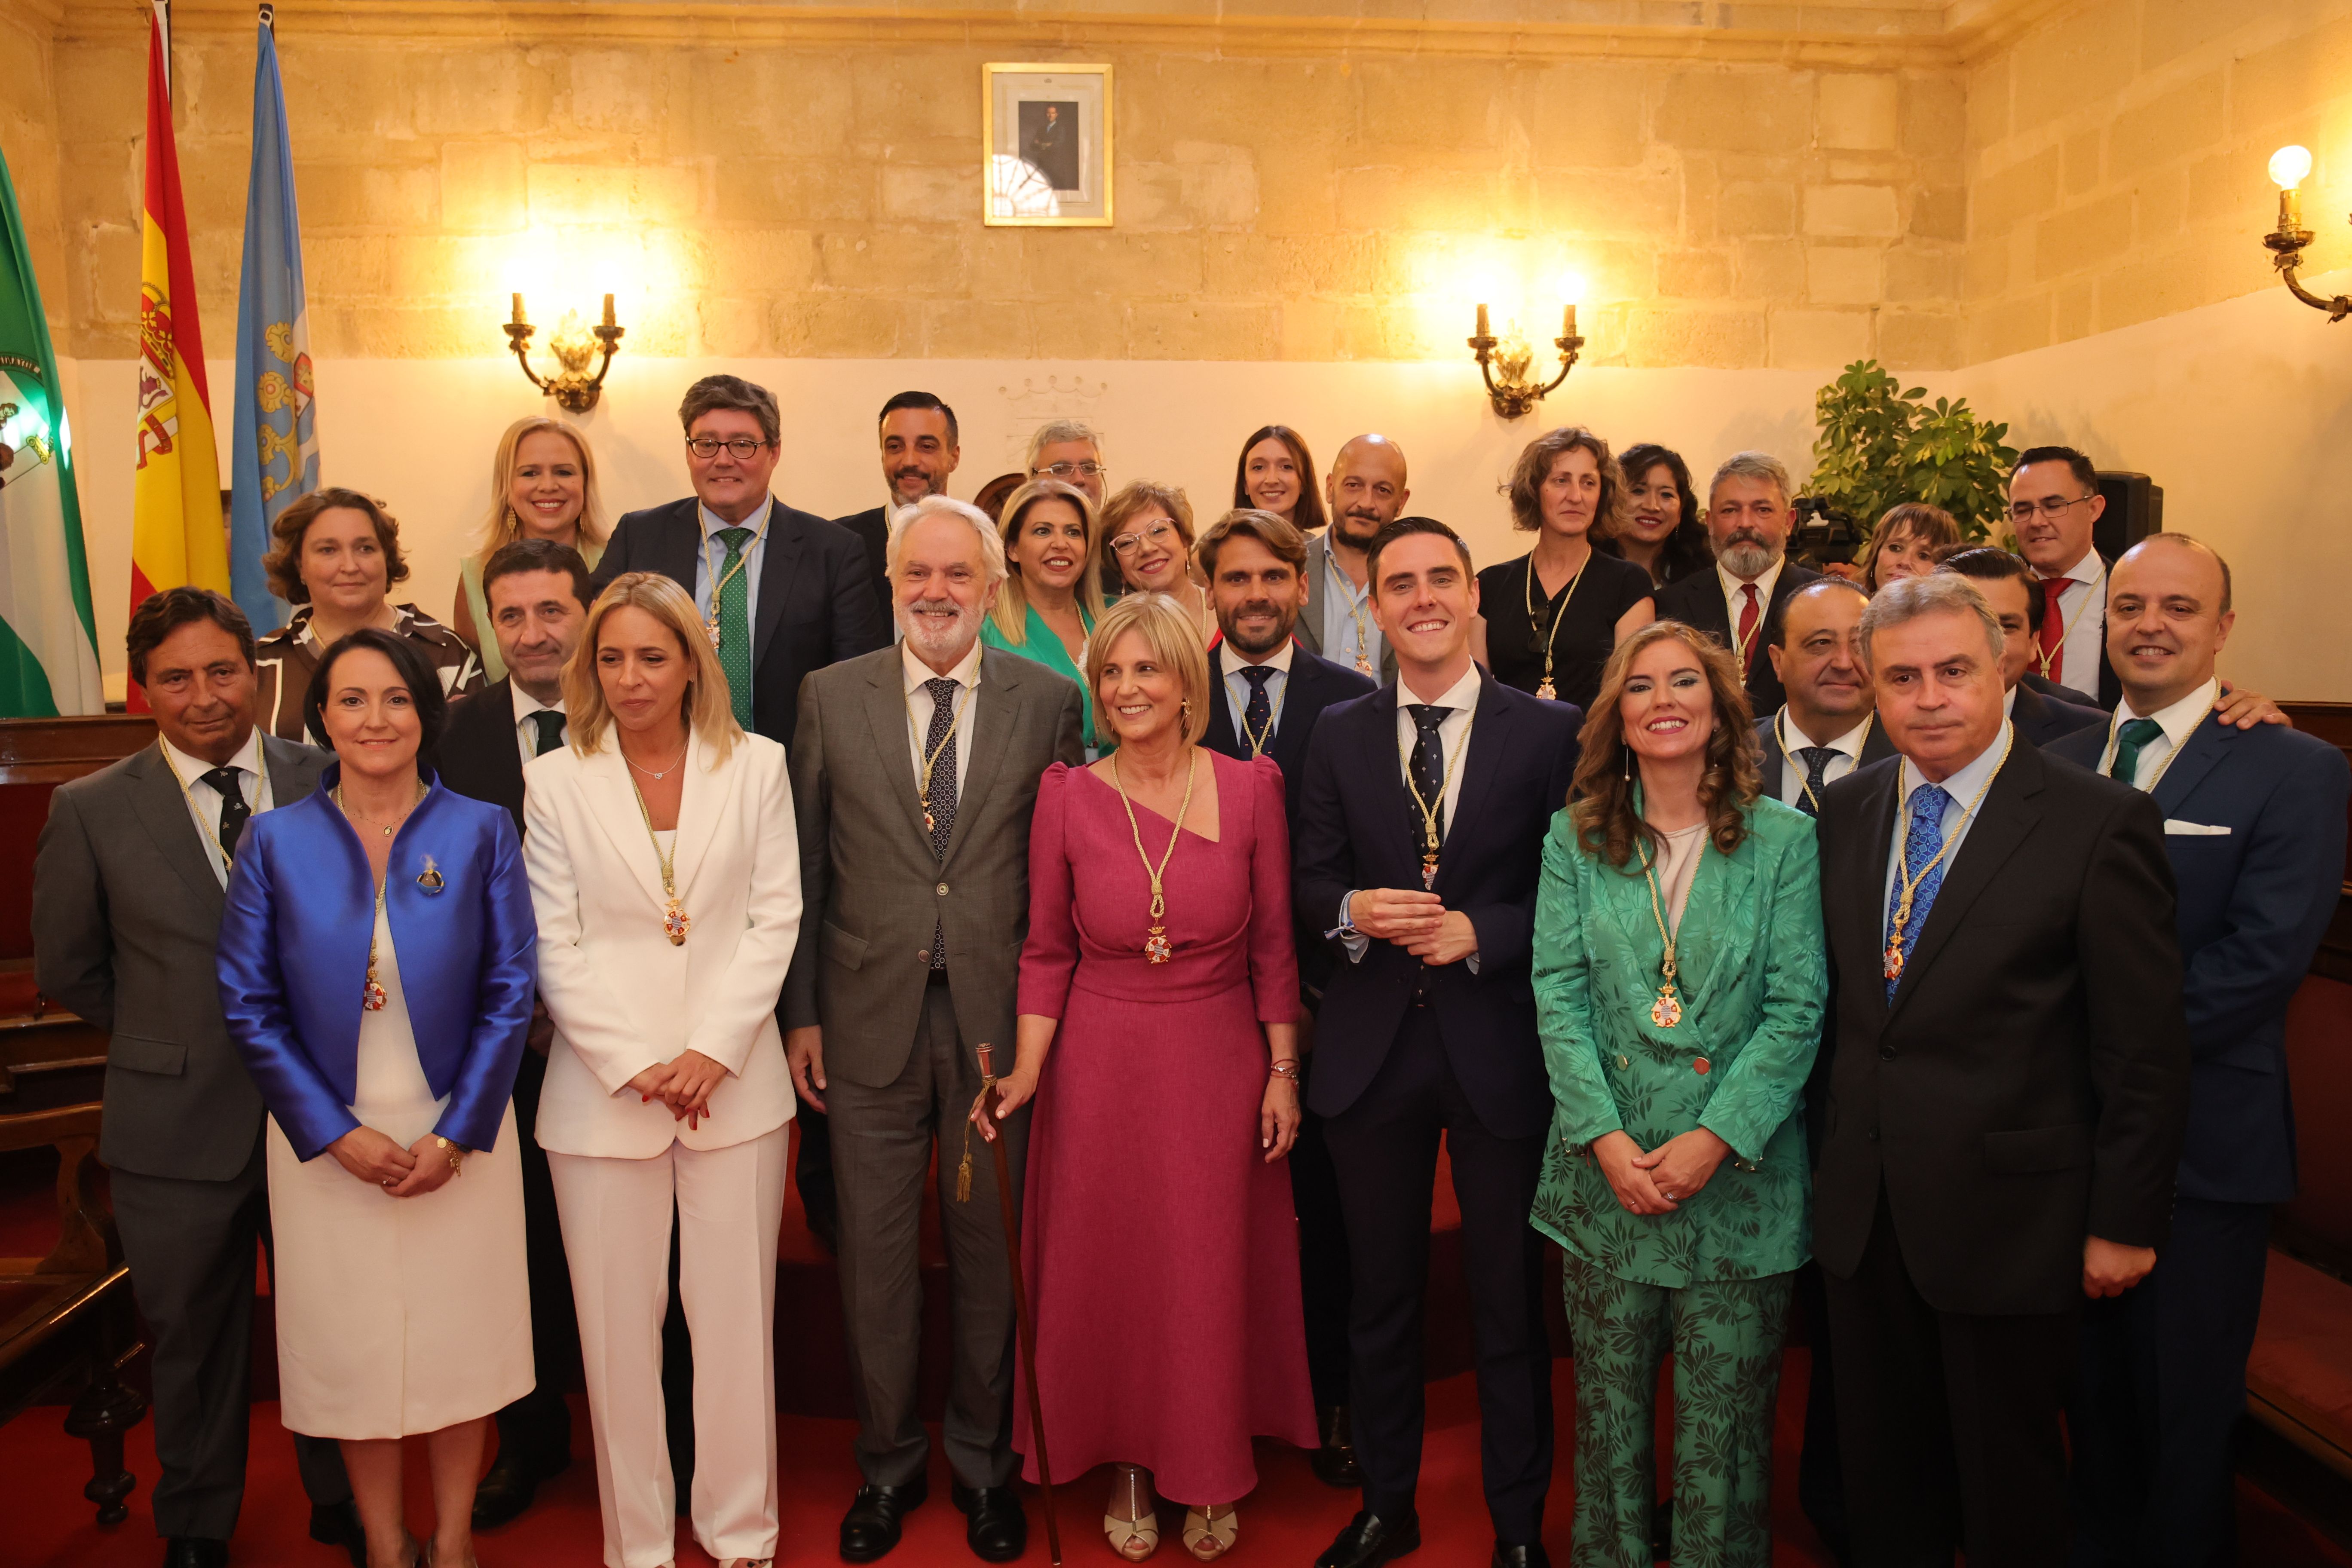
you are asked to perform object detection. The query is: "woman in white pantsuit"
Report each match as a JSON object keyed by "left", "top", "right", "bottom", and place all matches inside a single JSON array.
[{"left": 524, "top": 573, "right": 802, "bottom": 1568}]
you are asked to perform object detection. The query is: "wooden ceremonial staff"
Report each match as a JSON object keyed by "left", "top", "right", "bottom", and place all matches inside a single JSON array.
[{"left": 971, "top": 1044, "right": 1062, "bottom": 1565}]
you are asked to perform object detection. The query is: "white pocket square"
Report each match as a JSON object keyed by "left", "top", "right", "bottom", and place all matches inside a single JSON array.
[{"left": 2164, "top": 820, "right": 2231, "bottom": 836}]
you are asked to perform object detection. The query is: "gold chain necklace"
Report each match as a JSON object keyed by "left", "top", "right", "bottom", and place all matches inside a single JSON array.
[
  {"left": 2030, "top": 564, "right": 2103, "bottom": 681},
  {"left": 1775, "top": 708, "right": 1873, "bottom": 814},
  {"left": 333, "top": 779, "right": 424, "bottom": 1012},
  {"left": 1233, "top": 662, "right": 1289, "bottom": 759},
  {"left": 155, "top": 738, "right": 270, "bottom": 877},
  {"left": 627, "top": 765, "right": 692, "bottom": 945},
  {"left": 1635, "top": 836, "right": 1686, "bottom": 1029},
  {"left": 699, "top": 511, "right": 772, "bottom": 652},
  {"left": 1524, "top": 547, "right": 1589, "bottom": 703},
  {"left": 1331, "top": 549, "right": 1375, "bottom": 674},
  {"left": 910, "top": 679, "right": 973, "bottom": 833},
  {"left": 1884, "top": 726, "right": 2013, "bottom": 983},
  {"left": 1109, "top": 749, "right": 1198, "bottom": 965},
  {"left": 1398, "top": 706, "right": 1473, "bottom": 889}
]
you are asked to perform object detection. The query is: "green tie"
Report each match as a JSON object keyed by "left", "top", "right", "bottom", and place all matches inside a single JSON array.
[
  {"left": 530, "top": 709, "right": 567, "bottom": 756},
  {"left": 2110, "top": 717, "right": 2165, "bottom": 786},
  {"left": 714, "top": 526, "right": 754, "bottom": 731}
]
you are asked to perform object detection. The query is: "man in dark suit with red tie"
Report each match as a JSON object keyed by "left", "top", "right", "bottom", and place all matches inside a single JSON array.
[
  {"left": 1194, "top": 507, "right": 1377, "bottom": 1488},
  {"left": 1811, "top": 572, "right": 2189, "bottom": 1567},
  {"left": 1654, "top": 451, "right": 1820, "bottom": 717}
]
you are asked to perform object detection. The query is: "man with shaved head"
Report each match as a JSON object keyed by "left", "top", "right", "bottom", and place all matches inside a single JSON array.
[
  {"left": 1297, "top": 434, "right": 1410, "bottom": 682},
  {"left": 2052, "top": 535, "right": 2349, "bottom": 1568}
]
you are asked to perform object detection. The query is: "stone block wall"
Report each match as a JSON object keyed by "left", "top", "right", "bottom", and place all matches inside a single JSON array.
[{"left": 0, "top": 0, "right": 64, "bottom": 334}]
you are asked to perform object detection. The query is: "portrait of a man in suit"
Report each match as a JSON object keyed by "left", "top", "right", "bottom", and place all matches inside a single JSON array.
[{"left": 1019, "top": 100, "right": 1081, "bottom": 191}]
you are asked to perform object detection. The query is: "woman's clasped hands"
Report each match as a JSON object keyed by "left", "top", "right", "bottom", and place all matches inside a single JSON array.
[
  {"left": 326, "top": 1126, "right": 462, "bottom": 1198},
  {"left": 626, "top": 1048, "right": 729, "bottom": 1131},
  {"left": 1590, "top": 1126, "right": 1732, "bottom": 1216}
]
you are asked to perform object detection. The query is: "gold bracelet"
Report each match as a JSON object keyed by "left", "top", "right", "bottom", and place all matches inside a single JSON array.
[{"left": 434, "top": 1135, "right": 467, "bottom": 1173}]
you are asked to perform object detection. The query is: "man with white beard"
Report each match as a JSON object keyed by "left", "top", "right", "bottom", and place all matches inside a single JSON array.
[
  {"left": 784, "top": 496, "right": 1086, "bottom": 1563},
  {"left": 1655, "top": 450, "right": 1823, "bottom": 717}
]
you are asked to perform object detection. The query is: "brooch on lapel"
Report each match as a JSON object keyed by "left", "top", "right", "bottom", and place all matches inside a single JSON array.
[{"left": 417, "top": 856, "right": 446, "bottom": 894}]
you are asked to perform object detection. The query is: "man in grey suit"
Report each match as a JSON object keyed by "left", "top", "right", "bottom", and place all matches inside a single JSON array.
[
  {"left": 1295, "top": 434, "right": 1409, "bottom": 683},
  {"left": 786, "top": 496, "right": 1085, "bottom": 1563},
  {"left": 33, "top": 588, "right": 357, "bottom": 1568}
]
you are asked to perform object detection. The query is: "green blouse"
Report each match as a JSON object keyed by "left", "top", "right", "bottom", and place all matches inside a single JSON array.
[
  {"left": 980, "top": 600, "right": 1102, "bottom": 751},
  {"left": 1529, "top": 796, "right": 1826, "bottom": 1288}
]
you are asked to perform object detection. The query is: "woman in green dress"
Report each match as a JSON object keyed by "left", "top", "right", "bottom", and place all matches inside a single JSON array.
[
  {"left": 981, "top": 477, "right": 1110, "bottom": 753},
  {"left": 1530, "top": 619, "right": 1825, "bottom": 1568},
  {"left": 451, "top": 416, "right": 608, "bottom": 681}
]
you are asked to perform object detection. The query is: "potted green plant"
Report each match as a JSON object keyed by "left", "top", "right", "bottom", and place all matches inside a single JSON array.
[{"left": 1802, "top": 360, "right": 2018, "bottom": 551}]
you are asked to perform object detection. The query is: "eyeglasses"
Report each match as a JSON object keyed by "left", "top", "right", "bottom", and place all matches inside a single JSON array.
[
  {"left": 1036, "top": 461, "right": 1105, "bottom": 480},
  {"left": 2006, "top": 494, "right": 2095, "bottom": 523},
  {"left": 687, "top": 436, "right": 771, "bottom": 460},
  {"left": 1108, "top": 522, "right": 1182, "bottom": 557}
]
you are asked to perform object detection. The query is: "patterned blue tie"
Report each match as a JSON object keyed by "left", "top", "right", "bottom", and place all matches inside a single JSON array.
[{"left": 1884, "top": 782, "right": 1952, "bottom": 1001}]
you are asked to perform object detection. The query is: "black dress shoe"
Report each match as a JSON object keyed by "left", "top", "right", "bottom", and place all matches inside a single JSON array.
[
  {"left": 1315, "top": 1510, "right": 1421, "bottom": 1568},
  {"left": 308, "top": 1501, "right": 367, "bottom": 1568},
  {"left": 951, "top": 1482, "right": 1028, "bottom": 1562},
  {"left": 840, "top": 1478, "right": 929, "bottom": 1562},
  {"left": 471, "top": 1445, "right": 571, "bottom": 1530},
  {"left": 1490, "top": 1544, "right": 1550, "bottom": 1568},
  {"left": 162, "top": 1540, "right": 229, "bottom": 1568},
  {"left": 1311, "top": 1404, "right": 1365, "bottom": 1489}
]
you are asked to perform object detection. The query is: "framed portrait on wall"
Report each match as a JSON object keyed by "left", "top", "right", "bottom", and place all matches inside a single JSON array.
[{"left": 982, "top": 63, "right": 1112, "bottom": 227}]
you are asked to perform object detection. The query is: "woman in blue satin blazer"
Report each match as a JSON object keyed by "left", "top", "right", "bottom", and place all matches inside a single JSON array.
[{"left": 217, "top": 628, "right": 536, "bottom": 1568}]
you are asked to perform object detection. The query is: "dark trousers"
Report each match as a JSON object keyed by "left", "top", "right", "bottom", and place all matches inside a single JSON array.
[
  {"left": 828, "top": 979, "right": 1029, "bottom": 1489},
  {"left": 798, "top": 1103, "right": 837, "bottom": 1237},
  {"left": 2069, "top": 1197, "right": 2272, "bottom": 1568},
  {"left": 1291, "top": 1055, "right": 1353, "bottom": 1412},
  {"left": 1322, "top": 1004, "right": 1552, "bottom": 1544},
  {"left": 1824, "top": 1186, "right": 2078, "bottom": 1568},
  {"left": 491, "top": 1047, "right": 578, "bottom": 1470},
  {"left": 1795, "top": 1259, "right": 1851, "bottom": 1565},
  {"left": 110, "top": 1130, "right": 349, "bottom": 1541}
]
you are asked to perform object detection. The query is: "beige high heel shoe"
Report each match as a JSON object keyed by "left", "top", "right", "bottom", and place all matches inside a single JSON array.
[
  {"left": 1105, "top": 1463, "right": 1160, "bottom": 1561},
  {"left": 1182, "top": 1503, "right": 1238, "bottom": 1561}
]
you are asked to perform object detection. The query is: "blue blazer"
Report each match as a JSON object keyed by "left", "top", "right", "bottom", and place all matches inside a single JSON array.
[
  {"left": 1292, "top": 672, "right": 1583, "bottom": 1139},
  {"left": 2051, "top": 712, "right": 2351, "bottom": 1203},
  {"left": 217, "top": 764, "right": 538, "bottom": 1162}
]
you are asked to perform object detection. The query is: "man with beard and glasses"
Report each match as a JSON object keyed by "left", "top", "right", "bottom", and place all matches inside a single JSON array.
[
  {"left": 1655, "top": 450, "right": 1820, "bottom": 716},
  {"left": 784, "top": 496, "right": 1085, "bottom": 1564},
  {"left": 1194, "top": 507, "right": 1378, "bottom": 1489},
  {"left": 1298, "top": 435, "right": 1410, "bottom": 683},
  {"left": 836, "top": 391, "right": 963, "bottom": 628}
]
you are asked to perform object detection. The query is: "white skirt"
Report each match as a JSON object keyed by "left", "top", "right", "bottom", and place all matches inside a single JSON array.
[{"left": 266, "top": 905, "right": 533, "bottom": 1440}]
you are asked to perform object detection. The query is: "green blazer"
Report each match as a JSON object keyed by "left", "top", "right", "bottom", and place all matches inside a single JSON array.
[
  {"left": 1529, "top": 795, "right": 1826, "bottom": 1288},
  {"left": 980, "top": 600, "right": 1102, "bottom": 751}
]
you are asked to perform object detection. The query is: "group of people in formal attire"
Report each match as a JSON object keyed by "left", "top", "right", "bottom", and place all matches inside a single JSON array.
[{"left": 30, "top": 371, "right": 2350, "bottom": 1568}]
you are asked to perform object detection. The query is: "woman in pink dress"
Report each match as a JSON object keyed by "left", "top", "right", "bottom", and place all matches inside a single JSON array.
[{"left": 976, "top": 591, "right": 1317, "bottom": 1561}]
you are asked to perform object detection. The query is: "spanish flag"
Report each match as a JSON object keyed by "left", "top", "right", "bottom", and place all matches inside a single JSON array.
[{"left": 128, "top": 7, "right": 226, "bottom": 706}]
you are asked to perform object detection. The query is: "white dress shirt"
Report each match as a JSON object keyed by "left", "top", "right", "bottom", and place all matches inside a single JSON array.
[
  {"left": 903, "top": 638, "right": 980, "bottom": 799},
  {"left": 160, "top": 728, "right": 274, "bottom": 888},
  {"left": 2098, "top": 676, "right": 2217, "bottom": 790},
  {"left": 1337, "top": 664, "right": 1484, "bottom": 965},
  {"left": 692, "top": 494, "right": 774, "bottom": 635},
  {"left": 1219, "top": 639, "right": 1294, "bottom": 753},
  {"left": 1770, "top": 707, "right": 1872, "bottom": 811},
  {"left": 2036, "top": 547, "right": 2107, "bottom": 694},
  {"left": 1883, "top": 720, "right": 2014, "bottom": 916},
  {"left": 510, "top": 683, "right": 568, "bottom": 771},
  {"left": 1716, "top": 557, "right": 1785, "bottom": 665}
]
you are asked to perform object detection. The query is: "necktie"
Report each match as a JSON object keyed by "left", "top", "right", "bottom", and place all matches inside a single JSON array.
[
  {"left": 1239, "top": 665, "right": 1277, "bottom": 753},
  {"left": 1884, "top": 781, "right": 1952, "bottom": 1001},
  {"left": 2037, "top": 577, "right": 2074, "bottom": 683},
  {"left": 1736, "top": 582, "right": 1761, "bottom": 670},
  {"left": 2109, "top": 717, "right": 2165, "bottom": 787},
  {"left": 922, "top": 677, "right": 960, "bottom": 968},
  {"left": 1795, "top": 746, "right": 1837, "bottom": 817},
  {"left": 714, "top": 526, "right": 754, "bottom": 731},
  {"left": 199, "top": 767, "right": 250, "bottom": 864},
  {"left": 530, "top": 709, "right": 567, "bottom": 757},
  {"left": 1407, "top": 704, "right": 1450, "bottom": 851}
]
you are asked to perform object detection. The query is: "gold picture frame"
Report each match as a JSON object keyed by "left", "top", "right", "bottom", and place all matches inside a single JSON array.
[{"left": 982, "top": 62, "right": 1113, "bottom": 227}]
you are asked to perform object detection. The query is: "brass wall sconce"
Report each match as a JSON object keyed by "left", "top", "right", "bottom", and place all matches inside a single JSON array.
[
  {"left": 2262, "top": 146, "right": 2351, "bottom": 322},
  {"left": 505, "top": 293, "right": 625, "bottom": 410},
  {"left": 1468, "top": 301, "right": 1583, "bottom": 419}
]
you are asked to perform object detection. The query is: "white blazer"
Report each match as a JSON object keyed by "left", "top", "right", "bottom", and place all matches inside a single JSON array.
[{"left": 524, "top": 727, "right": 802, "bottom": 1159}]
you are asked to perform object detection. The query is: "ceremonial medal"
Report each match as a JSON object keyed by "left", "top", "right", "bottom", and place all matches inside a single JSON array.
[
  {"left": 1534, "top": 678, "right": 1557, "bottom": 702},
  {"left": 1111, "top": 751, "right": 1198, "bottom": 967},
  {"left": 1144, "top": 929, "right": 1173, "bottom": 964},
  {"left": 1882, "top": 941, "right": 1904, "bottom": 983},
  {"left": 1650, "top": 986, "right": 1682, "bottom": 1029},
  {"left": 911, "top": 681, "right": 972, "bottom": 843},
  {"left": 628, "top": 764, "right": 691, "bottom": 948},
  {"left": 663, "top": 898, "right": 692, "bottom": 946},
  {"left": 1401, "top": 711, "right": 1471, "bottom": 898},
  {"left": 1525, "top": 551, "right": 1586, "bottom": 707},
  {"left": 1356, "top": 653, "right": 1373, "bottom": 674},
  {"left": 705, "top": 618, "right": 723, "bottom": 651},
  {"left": 1637, "top": 842, "right": 1684, "bottom": 1030},
  {"left": 1883, "top": 727, "right": 2015, "bottom": 988},
  {"left": 1421, "top": 854, "right": 1439, "bottom": 891}
]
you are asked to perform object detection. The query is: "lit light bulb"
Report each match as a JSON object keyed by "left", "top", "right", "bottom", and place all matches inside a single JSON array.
[{"left": 2270, "top": 144, "right": 2314, "bottom": 192}]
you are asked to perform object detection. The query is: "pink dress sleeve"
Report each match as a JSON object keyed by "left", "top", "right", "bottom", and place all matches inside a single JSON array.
[
  {"left": 1244, "top": 755, "right": 1302, "bottom": 1026},
  {"left": 1017, "top": 761, "right": 1079, "bottom": 1020}
]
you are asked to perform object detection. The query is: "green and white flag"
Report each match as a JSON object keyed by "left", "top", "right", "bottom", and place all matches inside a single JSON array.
[{"left": 0, "top": 143, "right": 101, "bottom": 717}]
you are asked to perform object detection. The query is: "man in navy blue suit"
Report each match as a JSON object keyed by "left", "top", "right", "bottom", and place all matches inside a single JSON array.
[
  {"left": 2052, "top": 534, "right": 2349, "bottom": 1568},
  {"left": 1195, "top": 507, "right": 1377, "bottom": 1489},
  {"left": 1295, "top": 517, "right": 1581, "bottom": 1568}
]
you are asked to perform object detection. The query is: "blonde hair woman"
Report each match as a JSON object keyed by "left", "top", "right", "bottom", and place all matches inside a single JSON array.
[
  {"left": 982, "top": 477, "right": 1110, "bottom": 752},
  {"left": 522, "top": 572, "right": 801, "bottom": 1568},
  {"left": 976, "top": 593, "right": 1316, "bottom": 1561},
  {"left": 452, "top": 417, "right": 610, "bottom": 681}
]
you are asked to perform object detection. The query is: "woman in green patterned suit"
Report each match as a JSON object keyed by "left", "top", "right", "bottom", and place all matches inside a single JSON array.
[{"left": 1531, "top": 619, "right": 1826, "bottom": 1568}]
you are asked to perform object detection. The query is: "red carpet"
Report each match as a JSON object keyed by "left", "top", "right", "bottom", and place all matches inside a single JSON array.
[{"left": 9, "top": 1357, "right": 2349, "bottom": 1567}]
